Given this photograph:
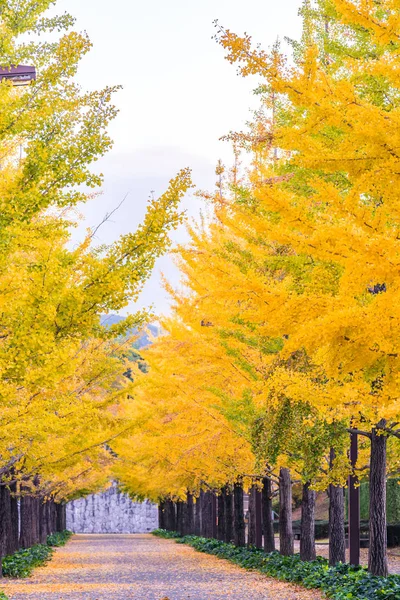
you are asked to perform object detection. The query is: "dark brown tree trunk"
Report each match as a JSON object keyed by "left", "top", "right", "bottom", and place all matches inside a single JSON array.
[
  {"left": 212, "top": 493, "right": 217, "bottom": 539},
  {"left": 56, "top": 503, "right": 65, "bottom": 533},
  {"left": 262, "top": 477, "right": 275, "bottom": 553},
  {"left": 10, "top": 482, "right": 19, "bottom": 553},
  {"left": 224, "top": 487, "right": 233, "bottom": 544},
  {"left": 279, "top": 468, "right": 294, "bottom": 556},
  {"left": 165, "top": 500, "right": 176, "bottom": 531},
  {"left": 20, "top": 494, "right": 34, "bottom": 549},
  {"left": 201, "top": 491, "right": 213, "bottom": 538},
  {"left": 176, "top": 501, "right": 183, "bottom": 535},
  {"left": 62, "top": 503, "right": 67, "bottom": 531},
  {"left": 158, "top": 501, "right": 166, "bottom": 529},
  {"left": 328, "top": 484, "right": 346, "bottom": 565},
  {"left": 33, "top": 497, "right": 41, "bottom": 544},
  {"left": 39, "top": 498, "right": 47, "bottom": 543},
  {"left": 233, "top": 482, "right": 245, "bottom": 547},
  {"left": 45, "top": 501, "right": 52, "bottom": 537},
  {"left": 368, "top": 427, "right": 388, "bottom": 577},
  {"left": 328, "top": 449, "right": 346, "bottom": 566},
  {"left": 217, "top": 489, "right": 225, "bottom": 541},
  {"left": 300, "top": 482, "right": 316, "bottom": 561},
  {"left": 186, "top": 493, "right": 194, "bottom": 535},
  {"left": 194, "top": 495, "right": 201, "bottom": 536},
  {"left": 0, "top": 484, "right": 12, "bottom": 559},
  {"left": 248, "top": 485, "right": 256, "bottom": 546},
  {"left": 51, "top": 500, "right": 57, "bottom": 535}
]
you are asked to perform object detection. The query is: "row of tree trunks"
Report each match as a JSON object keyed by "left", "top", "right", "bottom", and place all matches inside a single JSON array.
[
  {"left": 161, "top": 485, "right": 246, "bottom": 545},
  {"left": 0, "top": 481, "right": 66, "bottom": 578},
  {"left": 159, "top": 438, "right": 388, "bottom": 579}
]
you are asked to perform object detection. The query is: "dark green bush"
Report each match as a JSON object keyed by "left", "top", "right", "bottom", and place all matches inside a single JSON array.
[
  {"left": 3, "top": 530, "right": 72, "bottom": 579},
  {"left": 47, "top": 530, "right": 73, "bottom": 547},
  {"left": 153, "top": 530, "right": 400, "bottom": 600}
]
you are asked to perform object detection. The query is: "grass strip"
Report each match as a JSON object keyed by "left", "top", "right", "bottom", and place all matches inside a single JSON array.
[
  {"left": 153, "top": 529, "right": 400, "bottom": 600},
  {"left": 3, "top": 530, "right": 73, "bottom": 579}
]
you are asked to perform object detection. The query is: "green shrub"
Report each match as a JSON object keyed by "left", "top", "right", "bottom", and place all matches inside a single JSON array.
[
  {"left": 3, "top": 530, "right": 73, "bottom": 579},
  {"left": 153, "top": 530, "right": 400, "bottom": 600},
  {"left": 2, "top": 544, "right": 53, "bottom": 578},
  {"left": 47, "top": 530, "right": 73, "bottom": 547}
]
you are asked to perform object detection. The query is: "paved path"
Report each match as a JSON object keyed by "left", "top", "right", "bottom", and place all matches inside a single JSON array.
[{"left": 3, "top": 534, "right": 321, "bottom": 600}]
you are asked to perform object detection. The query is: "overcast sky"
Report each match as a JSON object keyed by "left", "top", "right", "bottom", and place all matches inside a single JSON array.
[{"left": 55, "top": 0, "right": 302, "bottom": 316}]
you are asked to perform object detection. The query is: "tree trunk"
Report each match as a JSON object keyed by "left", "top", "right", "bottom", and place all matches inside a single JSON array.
[
  {"left": 328, "top": 484, "right": 346, "bottom": 565},
  {"left": 211, "top": 493, "right": 217, "bottom": 539},
  {"left": 262, "top": 477, "right": 275, "bottom": 553},
  {"left": 279, "top": 468, "right": 294, "bottom": 556},
  {"left": 165, "top": 500, "right": 176, "bottom": 531},
  {"left": 224, "top": 487, "right": 233, "bottom": 544},
  {"left": 368, "top": 427, "right": 388, "bottom": 577},
  {"left": 158, "top": 501, "right": 166, "bottom": 529},
  {"left": 33, "top": 497, "right": 41, "bottom": 544},
  {"left": 186, "top": 493, "right": 194, "bottom": 535},
  {"left": 176, "top": 501, "right": 183, "bottom": 535},
  {"left": 217, "top": 489, "right": 225, "bottom": 541},
  {"left": 39, "top": 498, "right": 47, "bottom": 543},
  {"left": 194, "top": 495, "right": 201, "bottom": 536},
  {"left": 300, "top": 482, "right": 316, "bottom": 561},
  {"left": 62, "top": 503, "right": 67, "bottom": 531},
  {"left": 233, "top": 482, "right": 245, "bottom": 547},
  {"left": 20, "top": 494, "right": 34, "bottom": 549},
  {"left": 0, "top": 484, "right": 12, "bottom": 559},
  {"left": 10, "top": 482, "right": 19, "bottom": 553},
  {"left": 201, "top": 491, "right": 213, "bottom": 538},
  {"left": 248, "top": 485, "right": 256, "bottom": 546},
  {"left": 56, "top": 503, "right": 65, "bottom": 533}
]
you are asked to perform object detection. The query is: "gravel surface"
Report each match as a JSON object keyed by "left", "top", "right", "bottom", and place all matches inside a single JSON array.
[{"left": 3, "top": 534, "right": 323, "bottom": 600}]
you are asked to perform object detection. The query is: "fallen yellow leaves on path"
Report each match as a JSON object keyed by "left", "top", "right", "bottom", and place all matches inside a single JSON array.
[{"left": 3, "top": 534, "right": 324, "bottom": 599}]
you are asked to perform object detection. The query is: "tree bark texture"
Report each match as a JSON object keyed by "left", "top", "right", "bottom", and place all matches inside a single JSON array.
[
  {"left": 279, "top": 468, "right": 294, "bottom": 556},
  {"left": 328, "top": 484, "right": 346, "bottom": 565},
  {"left": 201, "top": 491, "right": 213, "bottom": 538},
  {"left": 233, "top": 482, "right": 245, "bottom": 547},
  {"left": 224, "top": 487, "right": 233, "bottom": 544},
  {"left": 217, "top": 490, "right": 225, "bottom": 541},
  {"left": 186, "top": 493, "right": 194, "bottom": 535},
  {"left": 248, "top": 485, "right": 256, "bottom": 546},
  {"left": 39, "top": 498, "right": 47, "bottom": 543},
  {"left": 300, "top": 482, "right": 316, "bottom": 561},
  {"left": 368, "top": 428, "right": 388, "bottom": 577},
  {"left": 0, "top": 484, "right": 12, "bottom": 558},
  {"left": 176, "top": 501, "right": 184, "bottom": 535},
  {"left": 158, "top": 501, "right": 166, "bottom": 529},
  {"left": 10, "top": 482, "right": 19, "bottom": 553},
  {"left": 20, "top": 494, "right": 34, "bottom": 549},
  {"left": 165, "top": 500, "right": 176, "bottom": 531},
  {"left": 262, "top": 477, "right": 275, "bottom": 553},
  {"left": 194, "top": 495, "right": 201, "bottom": 536}
]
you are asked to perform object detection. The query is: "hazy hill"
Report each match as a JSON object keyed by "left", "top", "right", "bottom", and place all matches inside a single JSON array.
[{"left": 100, "top": 314, "right": 160, "bottom": 349}]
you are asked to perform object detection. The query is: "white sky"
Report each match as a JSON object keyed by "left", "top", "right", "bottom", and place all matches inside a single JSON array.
[{"left": 55, "top": 0, "right": 302, "bottom": 316}]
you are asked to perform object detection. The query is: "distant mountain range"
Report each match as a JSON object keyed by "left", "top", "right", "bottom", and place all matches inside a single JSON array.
[{"left": 100, "top": 314, "right": 159, "bottom": 349}]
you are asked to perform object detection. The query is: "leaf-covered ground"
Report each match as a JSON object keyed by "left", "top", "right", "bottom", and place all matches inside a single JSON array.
[{"left": 3, "top": 534, "right": 323, "bottom": 599}]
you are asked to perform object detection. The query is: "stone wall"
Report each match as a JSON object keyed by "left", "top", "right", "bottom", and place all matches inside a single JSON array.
[{"left": 66, "top": 484, "right": 158, "bottom": 534}]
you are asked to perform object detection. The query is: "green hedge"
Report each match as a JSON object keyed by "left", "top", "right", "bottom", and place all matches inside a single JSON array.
[
  {"left": 153, "top": 529, "right": 400, "bottom": 600},
  {"left": 3, "top": 530, "right": 72, "bottom": 579}
]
